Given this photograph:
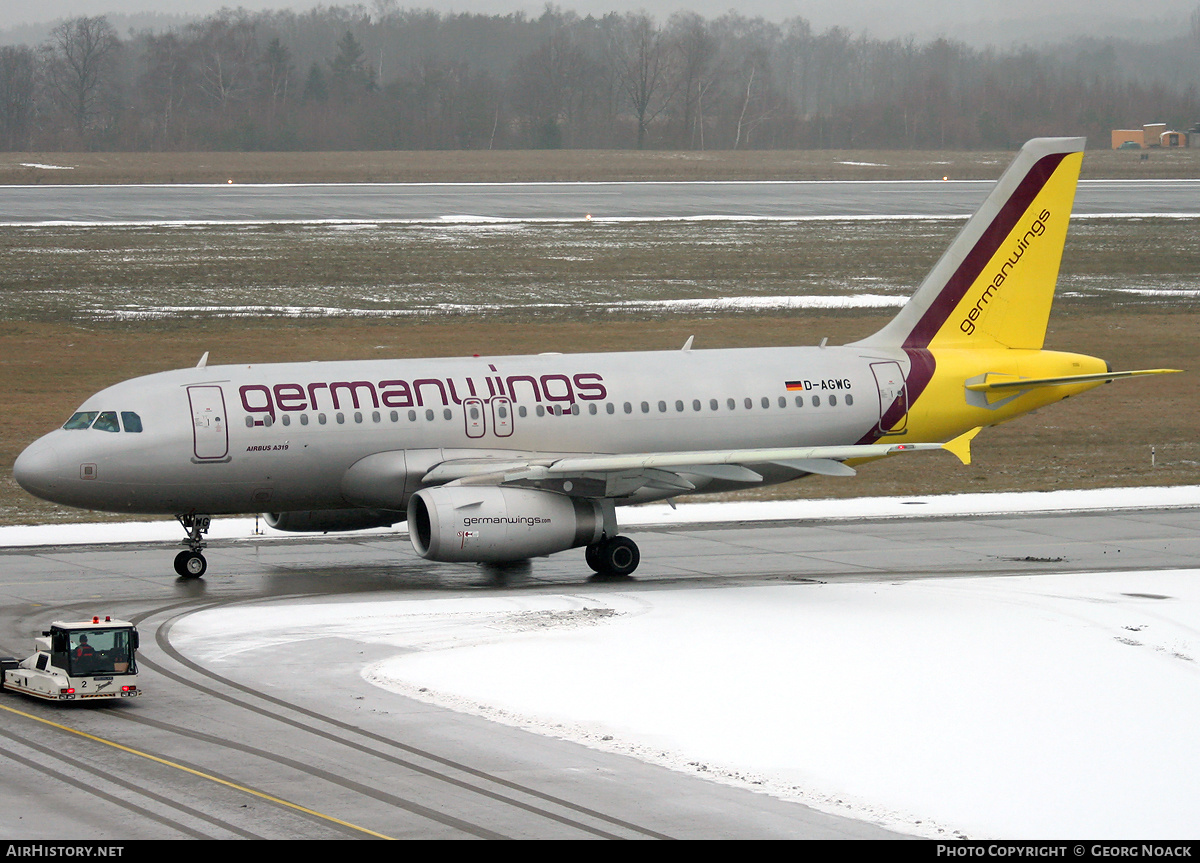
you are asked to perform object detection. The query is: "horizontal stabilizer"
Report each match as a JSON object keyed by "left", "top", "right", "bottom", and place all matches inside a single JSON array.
[{"left": 965, "top": 368, "right": 1182, "bottom": 392}]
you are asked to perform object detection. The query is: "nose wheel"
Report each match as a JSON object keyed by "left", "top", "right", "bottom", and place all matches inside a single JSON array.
[
  {"left": 174, "top": 550, "right": 208, "bottom": 578},
  {"left": 586, "top": 535, "right": 640, "bottom": 577},
  {"left": 175, "top": 513, "right": 211, "bottom": 579}
]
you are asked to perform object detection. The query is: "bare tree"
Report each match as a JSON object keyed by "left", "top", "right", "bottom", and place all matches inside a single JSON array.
[
  {"left": 190, "top": 12, "right": 261, "bottom": 115},
  {"left": 511, "top": 27, "right": 594, "bottom": 148},
  {"left": 260, "top": 37, "right": 294, "bottom": 126},
  {"left": 608, "top": 13, "right": 677, "bottom": 149},
  {"left": 668, "top": 12, "right": 718, "bottom": 148},
  {"left": 0, "top": 46, "right": 37, "bottom": 150},
  {"left": 44, "top": 16, "right": 119, "bottom": 142},
  {"left": 137, "top": 32, "right": 195, "bottom": 149}
]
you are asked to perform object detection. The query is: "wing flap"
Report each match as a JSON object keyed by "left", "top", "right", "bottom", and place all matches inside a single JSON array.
[{"left": 422, "top": 436, "right": 975, "bottom": 499}]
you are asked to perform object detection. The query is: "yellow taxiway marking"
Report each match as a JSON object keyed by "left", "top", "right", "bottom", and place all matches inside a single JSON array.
[{"left": 0, "top": 701, "right": 393, "bottom": 839}]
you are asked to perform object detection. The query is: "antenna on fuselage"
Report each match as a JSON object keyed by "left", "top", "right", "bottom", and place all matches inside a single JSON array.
[
  {"left": 196, "top": 352, "right": 209, "bottom": 369},
  {"left": 681, "top": 336, "right": 694, "bottom": 352}
]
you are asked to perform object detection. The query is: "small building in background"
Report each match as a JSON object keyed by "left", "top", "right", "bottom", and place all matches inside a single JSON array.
[
  {"left": 1111, "top": 129, "right": 1144, "bottom": 149},
  {"left": 1111, "top": 123, "right": 1193, "bottom": 148}
]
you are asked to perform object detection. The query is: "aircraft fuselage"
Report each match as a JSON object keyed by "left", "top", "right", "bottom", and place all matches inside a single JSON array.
[{"left": 14, "top": 341, "right": 1106, "bottom": 518}]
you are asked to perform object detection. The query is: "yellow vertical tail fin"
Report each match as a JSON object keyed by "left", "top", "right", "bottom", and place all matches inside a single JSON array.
[{"left": 856, "top": 137, "right": 1084, "bottom": 352}]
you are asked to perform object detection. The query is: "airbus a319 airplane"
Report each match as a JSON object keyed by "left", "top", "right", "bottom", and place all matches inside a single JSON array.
[{"left": 13, "top": 137, "right": 1178, "bottom": 578}]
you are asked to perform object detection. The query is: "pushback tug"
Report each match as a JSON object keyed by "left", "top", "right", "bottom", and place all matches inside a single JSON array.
[{"left": 0, "top": 616, "right": 141, "bottom": 702}]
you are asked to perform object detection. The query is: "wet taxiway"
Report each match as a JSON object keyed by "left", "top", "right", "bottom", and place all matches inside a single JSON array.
[
  {"left": 1, "top": 506, "right": 1197, "bottom": 839},
  {"left": 2, "top": 179, "right": 1199, "bottom": 224}
]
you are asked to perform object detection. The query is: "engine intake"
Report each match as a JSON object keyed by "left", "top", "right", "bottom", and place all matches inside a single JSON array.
[{"left": 408, "top": 486, "right": 605, "bottom": 563}]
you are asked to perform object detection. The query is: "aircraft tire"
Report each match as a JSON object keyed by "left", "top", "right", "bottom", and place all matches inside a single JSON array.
[
  {"left": 174, "top": 550, "right": 208, "bottom": 579},
  {"left": 593, "top": 536, "right": 640, "bottom": 577}
]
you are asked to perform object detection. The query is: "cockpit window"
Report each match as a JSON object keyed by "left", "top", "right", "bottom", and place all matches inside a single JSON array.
[
  {"left": 63, "top": 411, "right": 98, "bottom": 430},
  {"left": 121, "top": 412, "right": 143, "bottom": 433},
  {"left": 92, "top": 411, "right": 120, "bottom": 432}
]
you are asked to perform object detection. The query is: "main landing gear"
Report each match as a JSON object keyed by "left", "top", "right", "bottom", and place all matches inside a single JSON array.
[
  {"left": 585, "top": 535, "right": 641, "bottom": 578},
  {"left": 174, "top": 513, "right": 211, "bottom": 578}
]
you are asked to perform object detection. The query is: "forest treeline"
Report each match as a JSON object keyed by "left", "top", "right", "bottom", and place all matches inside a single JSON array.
[{"left": 1, "top": 3, "right": 1199, "bottom": 152}]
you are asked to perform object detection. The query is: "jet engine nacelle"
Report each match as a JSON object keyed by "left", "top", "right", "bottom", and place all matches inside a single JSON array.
[
  {"left": 408, "top": 486, "right": 606, "bottom": 563},
  {"left": 263, "top": 509, "right": 403, "bottom": 533}
]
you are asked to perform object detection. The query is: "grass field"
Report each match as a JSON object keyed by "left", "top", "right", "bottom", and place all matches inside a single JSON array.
[{"left": 0, "top": 148, "right": 1196, "bottom": 526}]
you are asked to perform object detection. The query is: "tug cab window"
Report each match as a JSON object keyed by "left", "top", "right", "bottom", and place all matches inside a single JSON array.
[{"left": 61, "top": 627, "right": 137, "bottom": 677}]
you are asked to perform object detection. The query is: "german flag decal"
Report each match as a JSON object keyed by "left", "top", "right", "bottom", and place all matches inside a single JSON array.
[{"left": 785, "top": 380, "right": 805, "bottom": 391}]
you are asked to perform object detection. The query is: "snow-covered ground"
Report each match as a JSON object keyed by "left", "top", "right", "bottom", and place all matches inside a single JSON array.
[
  {"left": 180, "top": 570, "right": 1199, "bottom": 839},
  {"left": 13, "top": 487, "right": 1200, "bottom": 838},
  {"left": 4, "top": 484, "right": 1198, "bottom": 548}
]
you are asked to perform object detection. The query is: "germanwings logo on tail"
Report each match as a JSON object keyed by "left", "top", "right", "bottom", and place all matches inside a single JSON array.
[{"left": 959, "top": 208, "right": 1053, "bottom": 336}]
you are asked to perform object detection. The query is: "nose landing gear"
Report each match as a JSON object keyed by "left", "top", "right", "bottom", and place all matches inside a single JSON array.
[{"left": 174, "top": 514, "right": 211, "bottom": 578}]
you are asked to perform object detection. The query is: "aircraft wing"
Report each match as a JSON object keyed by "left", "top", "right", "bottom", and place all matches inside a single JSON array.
[{"left": 421, "top": 428, "right": 980, "bottom": 498}]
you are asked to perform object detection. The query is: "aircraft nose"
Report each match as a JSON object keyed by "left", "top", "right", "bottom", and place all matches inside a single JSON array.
[{"left": 13, "top": 439, "right": 61, "bottom": 498}]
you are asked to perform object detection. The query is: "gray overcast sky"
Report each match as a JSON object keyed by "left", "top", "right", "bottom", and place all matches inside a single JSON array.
[{"left": 2, "top": 1, "right": 1196, "bottom": 44}]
